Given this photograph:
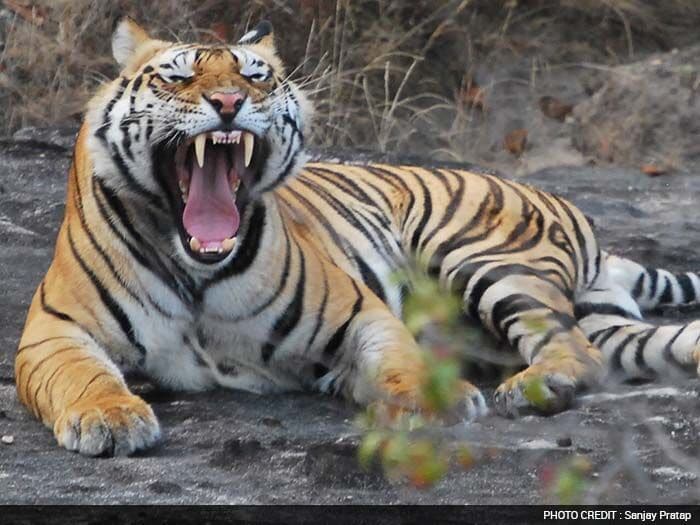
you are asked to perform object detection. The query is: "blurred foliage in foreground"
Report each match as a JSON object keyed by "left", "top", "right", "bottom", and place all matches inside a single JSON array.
[
  {"left": 355, "top": 271, "right": 479, "bottom": 488},
  {"left": 355, "top": 270, "right": 593, "bottom": 501},
  {"left": 541, "top": 455, "right": 594, "bottom": 504}
]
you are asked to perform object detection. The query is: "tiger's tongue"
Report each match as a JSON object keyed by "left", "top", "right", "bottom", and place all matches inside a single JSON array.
[{"left": 182, "top": 146, "right": 240, "bottom": 243}]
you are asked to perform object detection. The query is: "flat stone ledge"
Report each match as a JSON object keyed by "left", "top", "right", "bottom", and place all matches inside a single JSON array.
[{"left": 1, "top": 129, "right": 699, "bottom": 504}]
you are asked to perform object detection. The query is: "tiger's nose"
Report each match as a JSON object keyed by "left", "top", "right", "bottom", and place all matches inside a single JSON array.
[{"left": 207, "top": 91, "right": 246, "bottom": 122}]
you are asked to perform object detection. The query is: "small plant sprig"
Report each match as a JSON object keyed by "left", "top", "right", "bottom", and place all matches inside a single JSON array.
[
  {"left": 355, "top": 268, "right": 584, "bottom": 491},
  {"left": 355, "top": 269, "right": 480, "bottom": 488},
  {"left": 540, "top": 455, "right": 593, "bottom": 504}
]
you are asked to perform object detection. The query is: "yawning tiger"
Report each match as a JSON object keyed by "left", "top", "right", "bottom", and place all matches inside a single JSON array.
[{"left": 15, "top": 19, "right": 700, "bottom": 456}]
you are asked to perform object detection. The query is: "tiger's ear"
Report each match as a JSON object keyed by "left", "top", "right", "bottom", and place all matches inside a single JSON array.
[
  {"left": 237, "top": 20, "right": 275, "bottom": 50},
  {"left": 112, "top": 17, "right": 152, "bottom": 67}
]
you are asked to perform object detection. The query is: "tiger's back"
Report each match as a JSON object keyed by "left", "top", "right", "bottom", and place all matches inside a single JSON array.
[{"left": 284, "top": 162, "right": 599, "bottom": 316}]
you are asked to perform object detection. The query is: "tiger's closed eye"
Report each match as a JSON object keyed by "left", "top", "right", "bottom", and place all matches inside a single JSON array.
[
  {"left": 158, "top": 55, "right": 195, "bottom": 84},
  {"left": 164, "top": 74, "right": 192, "bottom": 83},
  {"left": 242, "top": 72, "right": 267, "bottom": 82},
  {"left": 158, "top": 65, "right": 193, "bottom": 83}
]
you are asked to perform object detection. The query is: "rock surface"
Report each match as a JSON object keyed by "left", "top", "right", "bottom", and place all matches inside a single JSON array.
[
  {"left": 446, "top": 44, "right": 700, "bottom": 177},
  {"left": 572, "top": 44, "right": 700, "bottom": 172},
  {"left": 1, "top": 128, "right": 699, "bottom": 504}
]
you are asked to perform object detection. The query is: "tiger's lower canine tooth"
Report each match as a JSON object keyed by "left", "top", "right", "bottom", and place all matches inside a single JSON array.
[
  {"left": 194, "top": 134, "right": 206, "bottom": 168},
  {"left": 243, "top": 132, "right": 254, "bottom": 167},
  {"left": 189, "top": 237, "right": 201, "bottom": 252},
  {"left": 222, "top": 237, "right": 237, "bottom": 252}
]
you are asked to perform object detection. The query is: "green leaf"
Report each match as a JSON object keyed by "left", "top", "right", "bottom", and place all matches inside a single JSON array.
[
  {"left": 423, "top": 358, "right": 460, "bottom": 413},
  {"left": 522, "top": 377, "right": 549, "bottom": 409},
  {"left": 407, "top": 442, "right": 448, "bottom": 488},
  {"left": 381, "top": 433, "right": 409, "bottom": 471},
  {"left": 401, "top": 272, "right": 462, "bottom": 335},
  {"left": 555, "top": 469, "right": 585, "bottom": 504},
  {"left": 522, "top": 315, "right": 548, "bottom": 335},
  {"left": 551, "top": 456, "right": 591, "bottom": 504},
  {"left": 358, "top": 430, "right": 386, "bottom": 470}
]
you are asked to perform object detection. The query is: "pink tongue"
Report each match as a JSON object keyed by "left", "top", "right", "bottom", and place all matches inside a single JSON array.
[{"left": 182, "top": 146, "right": 240, "bottom": 243}]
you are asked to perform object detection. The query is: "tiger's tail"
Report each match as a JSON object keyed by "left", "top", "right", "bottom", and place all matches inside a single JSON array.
[
  {"left": 575, "top": 252, "right": 700, "bottom": 379},
  {"left": 605, "top": 254, "right": 700, "bottom": 310}
]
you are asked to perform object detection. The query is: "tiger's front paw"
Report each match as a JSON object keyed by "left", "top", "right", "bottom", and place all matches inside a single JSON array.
[
  {"left": 494, "top": 364, "right": 577, "bottom": 418},
  {"left": 54, "top": 394, "right": 161, "bottom": 456},
  {"left": 449, "top": 380, "right": 489, "bottom": 422},
  {"left": 373, "top": 380, "right": 488, "bottom": 427}
]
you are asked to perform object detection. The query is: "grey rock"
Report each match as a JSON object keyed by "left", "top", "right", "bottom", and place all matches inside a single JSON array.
[
  {"left": 0, "top": 128, "right": 699, "bottom": 504},
  {"left": 572, "top": 44, "right": 700, "bottom": 172}
]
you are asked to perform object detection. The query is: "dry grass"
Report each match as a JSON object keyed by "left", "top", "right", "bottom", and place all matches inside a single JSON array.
[{"left": 1, "top": 0, "right": 699, "bottom": 163}]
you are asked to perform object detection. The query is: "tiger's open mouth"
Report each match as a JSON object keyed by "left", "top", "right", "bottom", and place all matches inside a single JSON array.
[{"left": 157, "top": 129, "right": 264, "bottom": 264}]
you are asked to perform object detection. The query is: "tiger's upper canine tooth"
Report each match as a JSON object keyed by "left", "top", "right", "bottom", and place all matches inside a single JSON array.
[
  {"left": 243, "top": 132, "right": 254, "bottom": 167},
  {"left": 194, "top": 134, "right": 206, "bottom": 168}
]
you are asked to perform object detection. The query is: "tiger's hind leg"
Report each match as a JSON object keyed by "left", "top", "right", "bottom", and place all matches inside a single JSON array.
[
  {"left": 466, "top": 271, "right": 604, "bottom": 416},
  {"left": 16, "top": 294, "right": 160, "bottom": 456}
]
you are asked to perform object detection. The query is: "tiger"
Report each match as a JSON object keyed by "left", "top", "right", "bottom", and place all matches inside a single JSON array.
[{"left": 14, "top": 18, "right": 700, "bottom": 457}]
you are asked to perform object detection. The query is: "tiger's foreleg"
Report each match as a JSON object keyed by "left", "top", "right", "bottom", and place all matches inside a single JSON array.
[
  {"left": 471, "top": 273, "right": 604, "bottom": 416},
  {"left": 15, "top": 298, "right": 160, "bottom": 456},
  {"left": 338, "top": 297, "right": 488, "bottom": 423}
]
